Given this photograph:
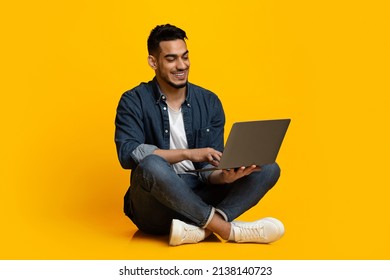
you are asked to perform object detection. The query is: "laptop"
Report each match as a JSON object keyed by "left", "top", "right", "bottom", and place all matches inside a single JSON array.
[{"left": 186, "top": 119, "right": 291, "bottom": 172}]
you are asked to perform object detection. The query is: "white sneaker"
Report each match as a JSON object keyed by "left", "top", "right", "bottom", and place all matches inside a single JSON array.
[
  {"left": 169, "top": 219, "right": 209, "bottom": 246},
  {"left": 231, "top": 217, "right": 285, "bottom": 243}
]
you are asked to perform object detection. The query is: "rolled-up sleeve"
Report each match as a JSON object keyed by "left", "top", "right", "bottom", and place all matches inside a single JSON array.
[
  {"left": 131, "top": 143, "right": 158, "bottom": 164},
  {"left": 198, "top": 163, "right": 215, "bottom": 183}
]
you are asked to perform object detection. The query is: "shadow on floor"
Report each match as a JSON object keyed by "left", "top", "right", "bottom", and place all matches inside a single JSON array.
[{"left": 129, "top": 230, "right": 223, "bottom": 245}]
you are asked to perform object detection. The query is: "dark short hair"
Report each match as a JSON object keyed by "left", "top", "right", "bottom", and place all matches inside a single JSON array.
[{"left": 147, "top": 24, "right": 188, "bottom": 55}]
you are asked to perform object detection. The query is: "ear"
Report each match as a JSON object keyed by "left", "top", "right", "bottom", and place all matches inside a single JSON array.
[{"left": 148, "top": 55, "right": 157, "bottom": 70}]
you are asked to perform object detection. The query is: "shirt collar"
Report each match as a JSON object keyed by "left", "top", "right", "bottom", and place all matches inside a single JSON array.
[{"left": 152, "top": 77, "right": 191, "bottom": 106}]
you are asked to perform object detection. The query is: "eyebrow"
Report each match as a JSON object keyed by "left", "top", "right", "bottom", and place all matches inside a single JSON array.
[{"left": 164, "top": 50, "right": 189, "bottom": 58}]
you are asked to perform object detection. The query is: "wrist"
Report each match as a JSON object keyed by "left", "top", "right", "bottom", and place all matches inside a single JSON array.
[
  {"left": 209, "top": 170, "right": 226, "bottom": 184},
  {"left": 183, "top": 149, "right": 191, "bottom": 161}
]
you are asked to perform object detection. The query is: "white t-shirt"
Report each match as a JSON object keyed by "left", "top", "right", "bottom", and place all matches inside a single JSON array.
[{"left": 168, "top": 106, "right": 195, "bottom": 174}]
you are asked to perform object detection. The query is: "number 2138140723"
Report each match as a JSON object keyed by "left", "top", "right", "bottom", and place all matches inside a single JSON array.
[{"left": 212, "top": 266, "right": 272, "bottom": 276}]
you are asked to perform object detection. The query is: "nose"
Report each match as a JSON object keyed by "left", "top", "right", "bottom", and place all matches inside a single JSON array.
[{"left": 176, "top": 58, "right": 188, "bottom": 70}]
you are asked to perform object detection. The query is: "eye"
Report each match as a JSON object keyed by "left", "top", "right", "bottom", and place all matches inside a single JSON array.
[{"left": 166, "top": 56, "right": 175, "bottom": 62}]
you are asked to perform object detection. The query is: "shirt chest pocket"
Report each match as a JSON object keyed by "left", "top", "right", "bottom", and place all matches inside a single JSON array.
[{"left": 194, "top": 127, "right": 212, "bottom": 148}]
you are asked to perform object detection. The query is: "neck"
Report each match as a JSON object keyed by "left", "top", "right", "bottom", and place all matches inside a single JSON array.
[{"left": 156, "top": 77, "right": 186, "bottom": 104}]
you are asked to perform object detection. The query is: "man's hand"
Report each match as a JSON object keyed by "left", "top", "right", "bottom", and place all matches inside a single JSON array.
[
  {"left": 187, "top": 148, "right": 222, "bottom": 166},
  {"left": 209, "top": 165, "right": 261, "bottom": 184}
]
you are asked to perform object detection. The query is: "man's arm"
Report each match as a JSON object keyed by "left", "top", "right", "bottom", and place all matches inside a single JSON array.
[
  {"left": 115, "top": 90, "right": 157, "bottom": 169},
  {"left": 154, "top": 147, "right": 222, "bottom": 166}
]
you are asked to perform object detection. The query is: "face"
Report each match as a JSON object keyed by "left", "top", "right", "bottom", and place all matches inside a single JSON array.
[{"left": 149, "top": 39, "right": 190, "bottom": 89}]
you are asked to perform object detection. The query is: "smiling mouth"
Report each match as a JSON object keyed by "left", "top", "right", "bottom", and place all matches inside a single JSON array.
[{"left": 172, "top": 72, "right": 187, "bottom": 80}]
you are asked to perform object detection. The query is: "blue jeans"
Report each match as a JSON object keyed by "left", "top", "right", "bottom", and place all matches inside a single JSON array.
[{"left": 124, "top": 154, "right": 280, "bottom": 235}]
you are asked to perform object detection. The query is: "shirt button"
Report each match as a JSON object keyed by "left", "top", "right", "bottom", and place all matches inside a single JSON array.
[
  {"left": 165, "top": 130, "right": 169, "bottom": 133},
  {"left": 163, "top": 107, "right": 167, "bottom": 110},
  {"left": 162, "top": 95, "right": 166, "bottom": 100},
  {"left": 206, "top": 128, "right": 210, "bottom": 132}
]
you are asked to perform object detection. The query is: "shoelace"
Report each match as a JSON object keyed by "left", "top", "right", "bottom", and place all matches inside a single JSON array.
[
  {"left": 238, "top": 223, "right": 266, "bottom": 240},
  {"left": 182, "top": 227, "right": 203, "bottom": 242}
]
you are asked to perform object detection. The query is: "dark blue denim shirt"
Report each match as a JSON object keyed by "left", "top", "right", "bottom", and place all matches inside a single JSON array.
[{"left": 115, "top": 77, "right": 225, "bottom": 181}]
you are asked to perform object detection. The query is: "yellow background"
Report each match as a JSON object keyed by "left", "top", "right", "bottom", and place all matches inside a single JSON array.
[{"left": 1, "top": 0, "right": 389, "bottom": 259}]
